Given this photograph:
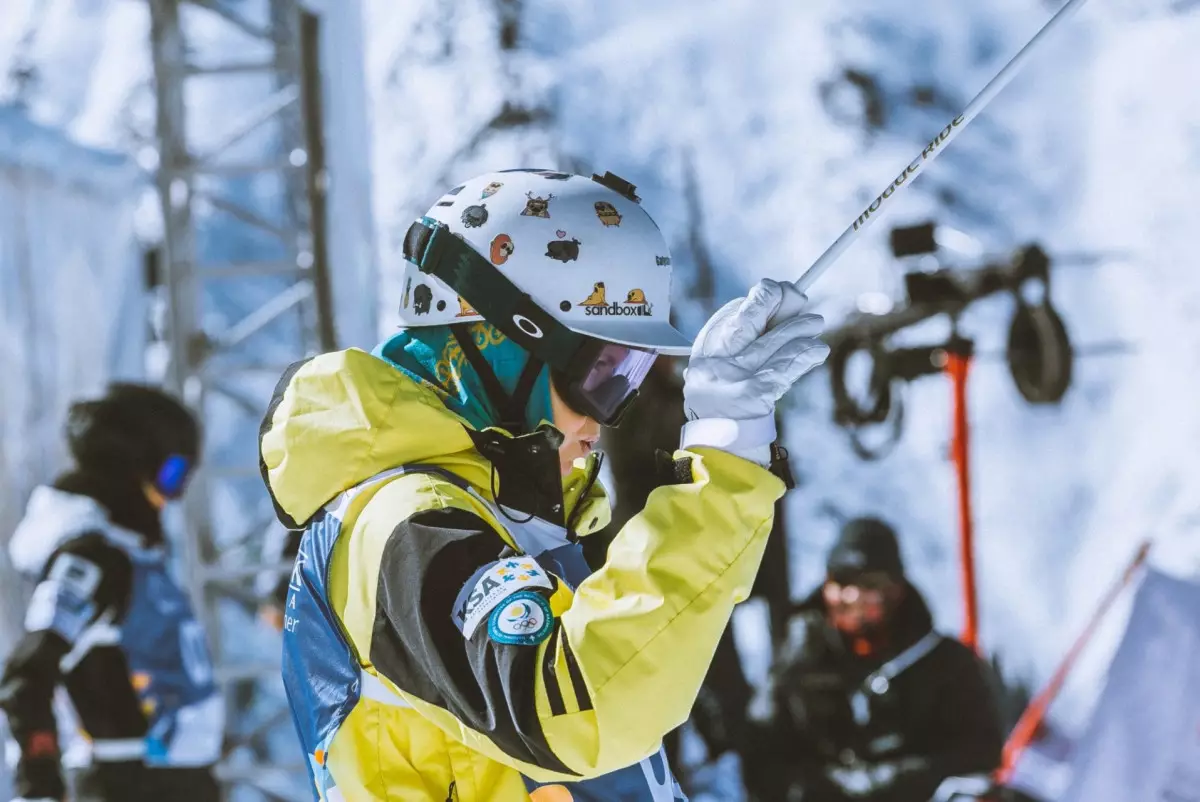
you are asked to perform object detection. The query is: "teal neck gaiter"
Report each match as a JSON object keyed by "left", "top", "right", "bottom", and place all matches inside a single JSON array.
[{"left": 372, "top": 323, "right": 555, "bottom": 433}]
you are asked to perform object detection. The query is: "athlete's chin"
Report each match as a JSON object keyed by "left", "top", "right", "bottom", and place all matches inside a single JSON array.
[{"left": 557, "top": 443, "right": 592, "bottom": 476}]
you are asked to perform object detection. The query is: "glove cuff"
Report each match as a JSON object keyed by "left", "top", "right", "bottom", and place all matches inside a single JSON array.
[{"left": 680, "top": 415, "right": 777, "bottom": 467}]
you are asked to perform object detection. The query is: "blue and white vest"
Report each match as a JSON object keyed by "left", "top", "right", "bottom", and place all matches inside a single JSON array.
[{"left": 115, "top": 537, "right": 223, "bottom": 766}]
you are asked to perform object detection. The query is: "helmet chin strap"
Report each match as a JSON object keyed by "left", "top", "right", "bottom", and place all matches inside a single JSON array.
[
  {"left": 449, "top": 324, "right": 545, "bottom": 436},
  {"left": 450, "top": 325, "right": 567, "bottom": 525}
]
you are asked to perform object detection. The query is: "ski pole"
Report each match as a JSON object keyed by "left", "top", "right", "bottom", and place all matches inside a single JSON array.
[{"left": 796, "top": 0, "right": 1093, "bottom": 292}]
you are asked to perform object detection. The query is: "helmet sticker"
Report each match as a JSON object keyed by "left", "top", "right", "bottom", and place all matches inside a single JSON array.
[
  {"left": 457, "top": 297, "right": 479, "bottom": 317},
  {"left": 401, "top": 276, "right": 412, "bottom": 310},
  {"left": 555, "top": 229, "right": 567, "bottom": 238},
  {"left": 413, "top": 284, "right": 433, "bottom": 315},
  {"left": 594, "top": 201, "right": 623, "bottom": 227},
  {"left": 579, "top": 284, "right": 653, "bottom": 316},
  {"left": 490, "top": 234, "right": 515, "bottom": 265},
  {"left": 545, "top": 238, "right": 581, "bottom": 263},
  {"left": 521, "top": 192, "right": 555, "bottom": 218},
  {"left": 481, "top": 181, "right": 503, "bottom": 199},
  {"left": 461, "top": 204, "right": 489, "bottom": 228},
  {"left": 580, "top": 282, "right": 607, "bottom": 306}
]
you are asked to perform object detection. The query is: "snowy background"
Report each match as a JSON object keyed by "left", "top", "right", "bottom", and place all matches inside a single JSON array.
[
  {"left": 360, "top": 0, "right": 1200, "bottom": 733},
  {"left": 3, "top": 0, "right": 1200, "bottom": 796}
]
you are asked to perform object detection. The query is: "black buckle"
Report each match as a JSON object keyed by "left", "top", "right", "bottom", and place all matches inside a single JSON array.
[
  {"left": 591, "top": 171, "right": 641, "bottom": 204},
  {"left": 769, "top": 443, "right": 795, "bottom": 490},
  {"left": 467, "top": 425, "right": 566, "bottom": 525}
]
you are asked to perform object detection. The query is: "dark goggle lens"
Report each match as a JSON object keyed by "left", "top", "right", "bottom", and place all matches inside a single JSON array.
[
  {"left": 567, "top": 342, "right": 658, "bottom": 425},
  {"left": 156, "top": 454, "right": 194, "bottom": 499}
]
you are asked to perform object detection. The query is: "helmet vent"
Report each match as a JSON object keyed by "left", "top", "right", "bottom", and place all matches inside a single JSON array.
[{"left": 591, "top": 171, "right": 641, "bottom": 204}]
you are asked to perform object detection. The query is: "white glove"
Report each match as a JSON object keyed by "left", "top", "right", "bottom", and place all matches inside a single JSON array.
[{"left": 681, "top": 278, "right": 829, "bottom": 465}]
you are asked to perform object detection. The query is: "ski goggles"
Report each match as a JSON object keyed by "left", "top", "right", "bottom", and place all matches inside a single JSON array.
[
  {"left": 404, "top": 218, "right": 659, "bottom": 427},
  {"left": 155, "top": 454, "right": 194, "bottom": 499},
  {"left": 552, "top": 339, "right": 658, "bottom": 426},
  {"left": 823, "top": 581, "right": 888, "bottom": 608}
]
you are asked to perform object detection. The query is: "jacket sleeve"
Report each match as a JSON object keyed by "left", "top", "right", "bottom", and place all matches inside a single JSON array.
[
  {"left": 0, "top": 535, "right": 149, "bottom": 800},
  {"left": 364, "top": 446, "right": 785, "bottom": 781}
]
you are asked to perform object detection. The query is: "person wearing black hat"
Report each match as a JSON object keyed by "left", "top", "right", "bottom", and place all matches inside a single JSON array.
[
  {"left": 0, "top": 383, "right": 222, "bottom": 802},
  {"left": 743, "top": 517, "right": 1003, "bottom": 801}
]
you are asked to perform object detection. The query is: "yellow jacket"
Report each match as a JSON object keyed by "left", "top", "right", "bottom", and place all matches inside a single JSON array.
[{"left": 260, "top": 348, "right": 786, "bottom": 801}]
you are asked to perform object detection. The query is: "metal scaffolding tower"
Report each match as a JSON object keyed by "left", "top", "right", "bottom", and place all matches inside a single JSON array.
[{"left": 147, "top": 1, "right": 335, "bottom": 798}]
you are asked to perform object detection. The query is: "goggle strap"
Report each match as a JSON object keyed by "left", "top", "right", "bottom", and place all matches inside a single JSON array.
[
  {"left": 510, "top": 352, "right": 545, "bottom": 427},
  {"left": 405, "top": 220, "right": 585, "bottom": 368},
  {"left": 449, "top": 324, "right": 524, "bottom": 431}
]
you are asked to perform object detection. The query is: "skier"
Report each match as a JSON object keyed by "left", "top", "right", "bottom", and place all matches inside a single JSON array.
[
  {"left": 260, "top": 168, "right": 829, "bottom": 801},
  {"left": 0, "top": 383, "right": 223, "bottom": 802},
  {"left": 743, "top": 517, "right": 1004, "bottom": 801}
]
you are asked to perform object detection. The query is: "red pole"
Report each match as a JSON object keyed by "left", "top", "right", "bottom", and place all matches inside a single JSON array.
[
  {"left": 996, "top": 541, "right": 1152, "bottom": 785},
  {"left": 945, "top": 349, "right": 980, "bottom": 653}
]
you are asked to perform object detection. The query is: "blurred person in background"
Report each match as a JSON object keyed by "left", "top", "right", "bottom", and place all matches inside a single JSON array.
[
  {"left": 0, "top": 383, "right": 223, "bottom": 802},
  {"left": 1, "top": 715, "right": 12, "bottom": 799},
  {"left": 260, "top": 169, "right": 829, "bottom": 801},
  {"left": 744, "top": 517, "right": 1003, "bottom": 802}
]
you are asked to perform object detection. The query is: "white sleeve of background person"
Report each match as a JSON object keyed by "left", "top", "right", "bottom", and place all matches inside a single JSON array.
[
  {"left": 1058, "top": 569, "right": 1200, "bottom": 802},
  {"left": 23, "top": 554, "right": 102, "bottom": 643},
  {"left": 0, "top": 716, "right": 11, "bottom": 801}
]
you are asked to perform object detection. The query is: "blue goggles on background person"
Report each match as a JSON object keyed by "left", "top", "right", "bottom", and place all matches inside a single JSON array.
[{"left": 155, "top": 454, "right": 195, "bottom": 499}]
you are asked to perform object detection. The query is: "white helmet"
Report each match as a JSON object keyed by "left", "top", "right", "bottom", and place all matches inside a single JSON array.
[{"left": 397, "top": 169, "right": 692, "bottom": 356}]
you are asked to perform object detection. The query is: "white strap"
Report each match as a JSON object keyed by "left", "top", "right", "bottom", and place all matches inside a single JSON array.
[
  {"left": 359, "top": 670, "right": 411, "bottom": 708},
  {"left": 59, "top": 610, "right": 121, "bottom": 674},
  {"left": 325, "top": 466, "right": 414, "bottom": 521},
  {"left": 851, "top": 631, "right": 943, "bottom": 726},
  {"left": 870, "top": 631, "right": 942, "bottom": 688},
  {"left": 333, "top": 464, "right": 574, "bottom": 559},
  {"left": 91, "top": 737, "right": 147, "bottom": 761}
]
